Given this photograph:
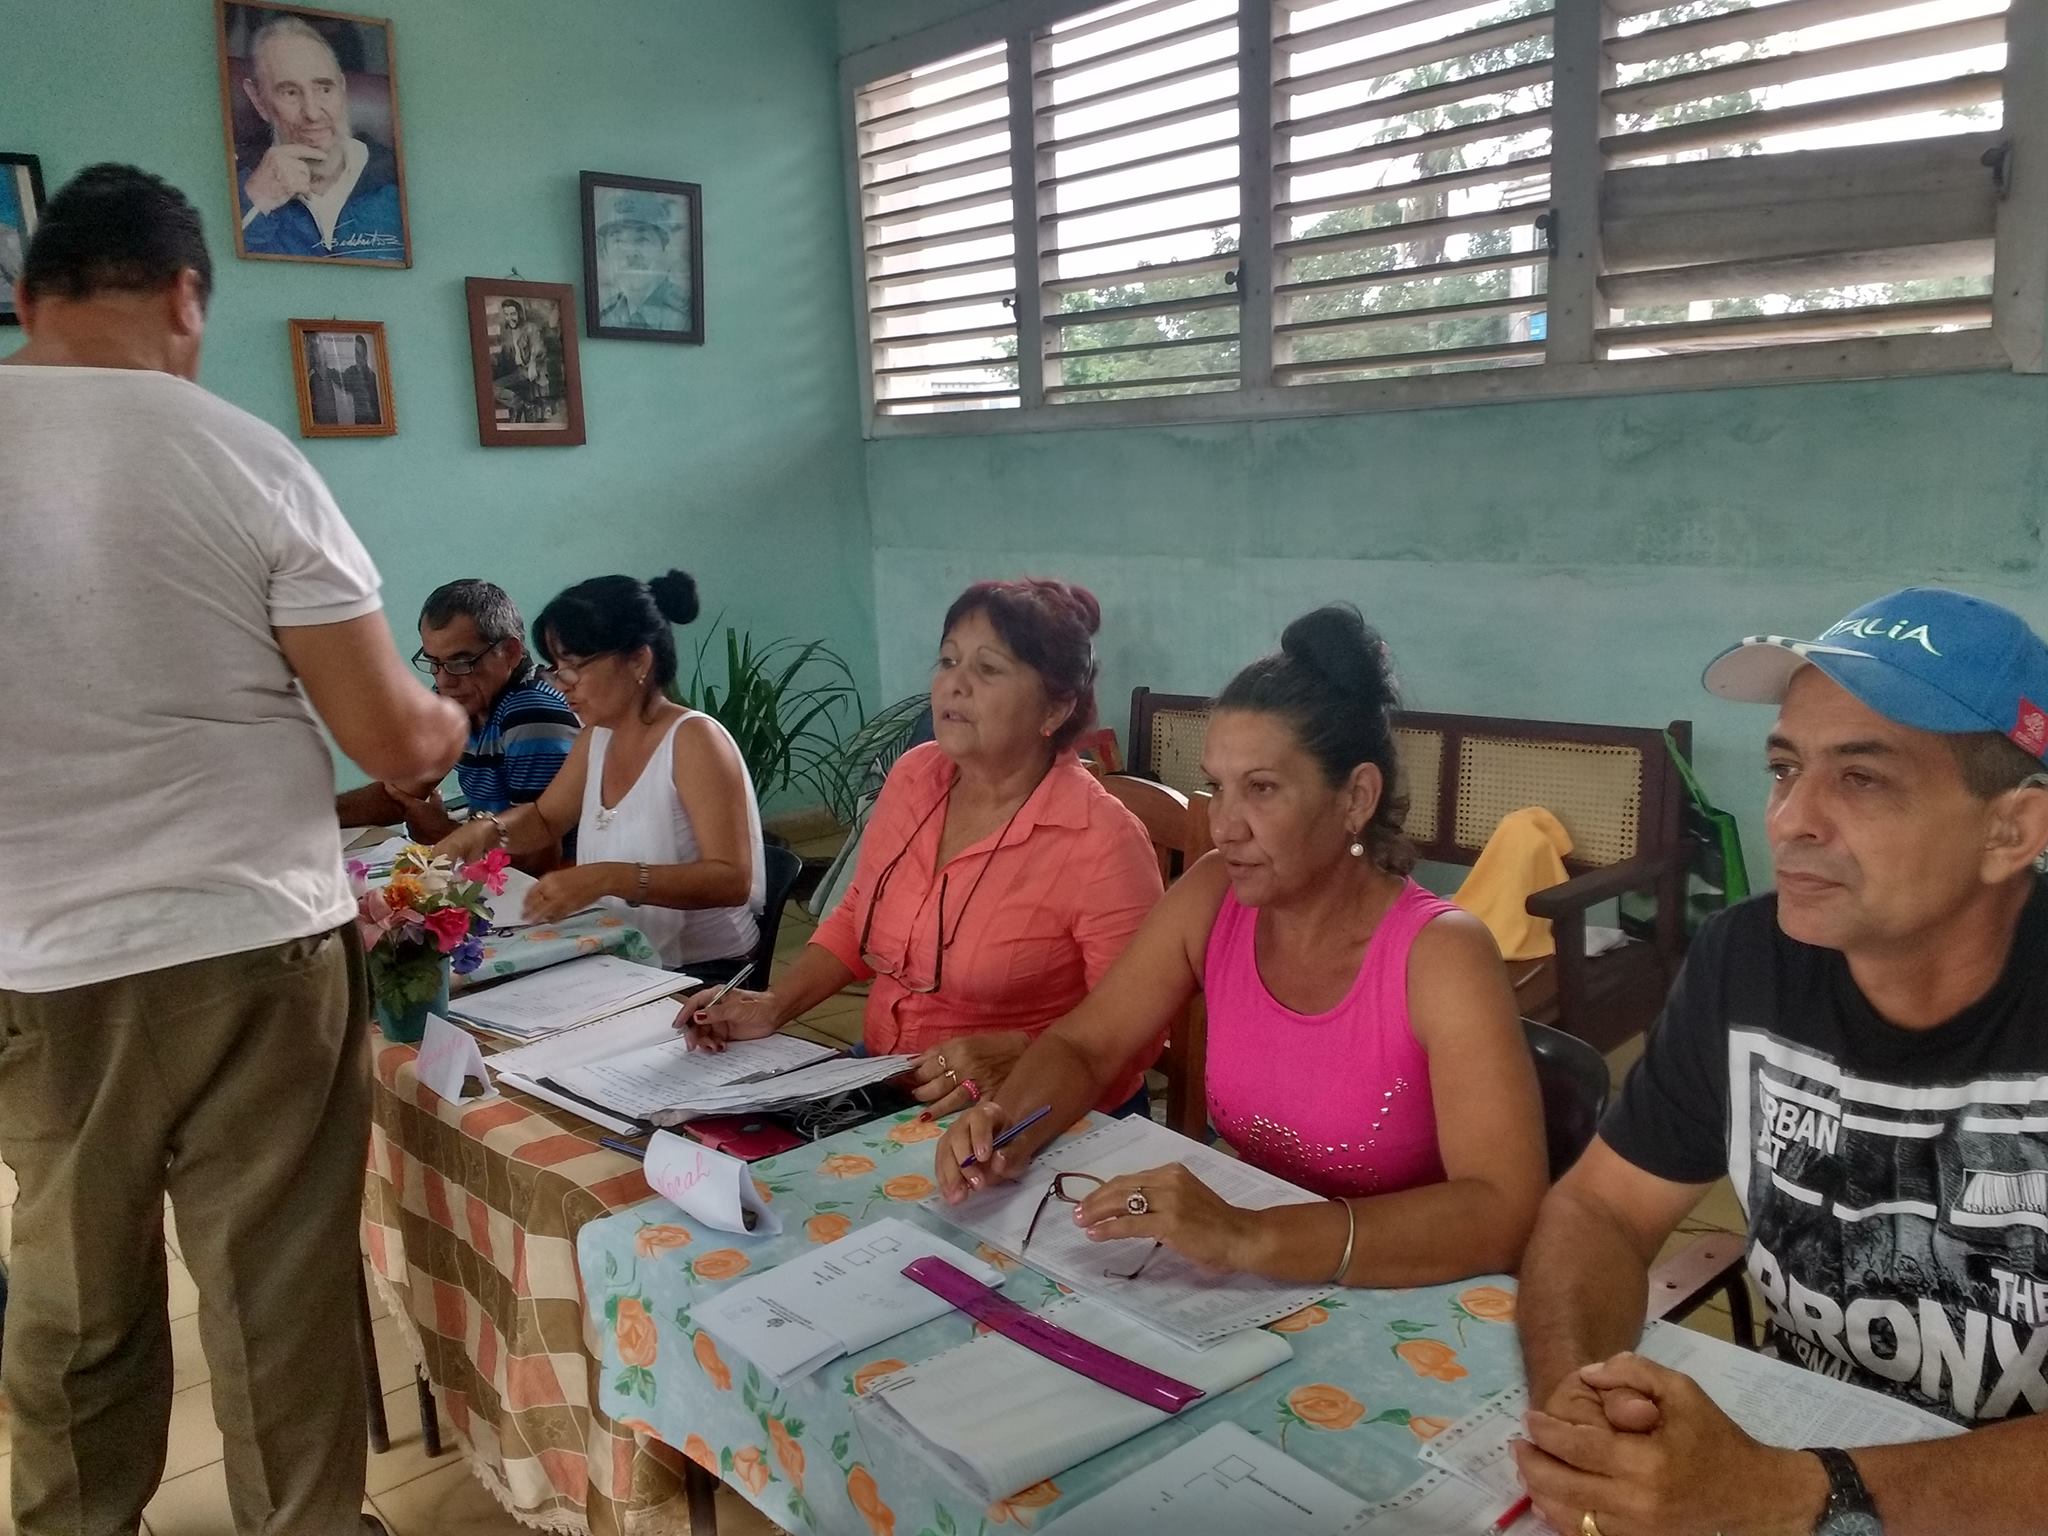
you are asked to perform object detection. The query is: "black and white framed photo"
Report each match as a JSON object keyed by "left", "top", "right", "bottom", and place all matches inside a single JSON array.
[
  {"left": 289, "top": 318, "right": 394, "bottom": 437},
  {"left": 0, "top": 154, "right": 48, "bottom": 325},
  {"left": 465, "top": 278, "right": 585, "bottom": 447},
  {"left": 579, "top": 172, "right": 703, "bottom": 343}
]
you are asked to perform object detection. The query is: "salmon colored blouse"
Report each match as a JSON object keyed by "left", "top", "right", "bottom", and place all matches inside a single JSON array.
[{"left": 810, "top": 744, "right": 1166, "bottom": 1109}]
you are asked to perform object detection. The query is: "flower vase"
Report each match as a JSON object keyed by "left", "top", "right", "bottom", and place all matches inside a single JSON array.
[{"left": 373, "top": 951, "right": 452, "bottom": 1045}]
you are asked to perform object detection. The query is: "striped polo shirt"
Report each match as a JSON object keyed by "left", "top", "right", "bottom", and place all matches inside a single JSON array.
[{"left": 456, "top": 666, "right": 579, "bottom": 813}]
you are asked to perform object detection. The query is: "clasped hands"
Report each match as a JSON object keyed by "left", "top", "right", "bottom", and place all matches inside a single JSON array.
[{"left": 1514, "top": 1354, "right": 1825, "bottom": 1536}]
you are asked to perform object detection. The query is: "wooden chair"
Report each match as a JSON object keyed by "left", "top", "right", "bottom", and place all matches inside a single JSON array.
[
  {"left": 1101, "top": 774, "right": 1214, "bottom": 1139},
  {"left": 1129, "top": 689, "right": 1695, "bottom": 1053}
]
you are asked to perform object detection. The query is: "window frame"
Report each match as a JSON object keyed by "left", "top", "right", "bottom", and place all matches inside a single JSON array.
[{"left": 842, "top": 0, "right": 2046, "bottom": 440}]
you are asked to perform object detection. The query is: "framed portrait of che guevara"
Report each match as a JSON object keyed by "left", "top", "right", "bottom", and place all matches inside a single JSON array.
[
  {"left": 214, "top": 0, "right": 412, "bottom": 267},
  {"left": 464, "top": 278, "right": 586, "bottom": 448},
  {"left": 579, "top": 172, "right": 704, "bottom": 344}
]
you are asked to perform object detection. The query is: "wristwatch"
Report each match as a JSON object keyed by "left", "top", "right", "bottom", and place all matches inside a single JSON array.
[{"left": 1810, "top": 1447, "right": 1882, "bottom": 1536}]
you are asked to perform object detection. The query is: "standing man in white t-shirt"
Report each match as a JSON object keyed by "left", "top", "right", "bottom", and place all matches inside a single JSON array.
[{"left": 0, "top": 164, "right": 466, "bottom": 1536}]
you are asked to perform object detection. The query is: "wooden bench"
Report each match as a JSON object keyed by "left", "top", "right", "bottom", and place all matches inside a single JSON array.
[{"left": 1129, "top": 689, "right": 1694, "bottom": 1052}]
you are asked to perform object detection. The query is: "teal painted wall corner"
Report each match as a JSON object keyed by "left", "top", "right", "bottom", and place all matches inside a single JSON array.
[{"left": 2, "top": 0, "right": 877, "bottom": 801}]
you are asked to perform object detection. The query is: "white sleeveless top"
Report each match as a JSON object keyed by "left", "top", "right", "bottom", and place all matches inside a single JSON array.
[{"left": 579, "top": 712, "right": 764, "bottom": 969}]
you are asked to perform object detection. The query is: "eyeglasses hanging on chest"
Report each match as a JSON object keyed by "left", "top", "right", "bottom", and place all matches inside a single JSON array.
[{"left": 858, "top": 786, "right": 1030, "bottom": 995}]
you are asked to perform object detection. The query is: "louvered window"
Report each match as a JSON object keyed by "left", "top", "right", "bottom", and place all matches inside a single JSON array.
[
  {"left": 1600, "top": 0, "right": 2009, "bottom": 357},
  {"left": 1273, "top": 0, "right": 1556, "bottom": 384},
  {"left": 1037, "top": 0, "right": 1245, "bottom": 403},
  {"left": 842, "top": 0, "right": 2044, "bottom": 433},
  {"left": 856, "top": 42, "right": 1020, "bottom": 415}
]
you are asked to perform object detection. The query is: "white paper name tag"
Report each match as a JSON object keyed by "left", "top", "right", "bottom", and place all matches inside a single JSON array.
[
  {"left": 417, "top": 1014, "right": 494, "bottom": 1104},
  {"left": 645, "top": 1129, "right": 782, "bottom": 1237}
]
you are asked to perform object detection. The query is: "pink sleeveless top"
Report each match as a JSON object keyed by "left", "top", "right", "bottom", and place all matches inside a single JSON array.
[{"left": 1203, "top": 879, "right": 1452, "bottom": 1200}]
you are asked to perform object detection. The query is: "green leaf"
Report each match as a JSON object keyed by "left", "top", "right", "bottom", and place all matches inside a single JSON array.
[
  {"left": 832, "top": 1431, "right": 851, "bottom": 1462},
  {"left": 746, "top": 1365, "right": 763, "bottom": 1394},
  {"left": 603, "top": 1252, "right": 618, "bottom": 1282},
  {"left": 604, "top": 1296, "right": 619, "bottom": 1326},
  {"left": 1368, "top": 1408, "right": 1412, "bottom": 1425},
  {"left": 635, "top": 1367, "right": 656, "bottom": 1405},
  {"left": 720, "top": 1447, "right": 735, "bottom": 1475},
  {"left": 614, "top": 1369, "right": 635, "bottom": 1396},
  {"left": 936, "top": 1504, "right": 959, "bottom": 1536}
]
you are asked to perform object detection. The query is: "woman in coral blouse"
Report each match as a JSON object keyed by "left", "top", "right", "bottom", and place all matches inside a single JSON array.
[
  {"left": 934, "top": 605, "right": 1548, "bottom": 1290},
  {"left": 686, "top": 579, "right": 1165, "bottom": 1117}
]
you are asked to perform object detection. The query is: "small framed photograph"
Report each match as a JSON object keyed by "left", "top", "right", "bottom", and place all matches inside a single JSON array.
[
  {"left": 216, "top": 0, "right": 411, "bottom": 267},
  {"left": 464, "top": 278, "right": 585, "bottom": 447},
  {"left": 0, "top": 154, "right": 48, "bottom": 326},
  {"left": 289, "top": 319, "right": 394, "bottom": 437},
  {"left": 580, "top": 172, "right": 703, "bottom": 344}
]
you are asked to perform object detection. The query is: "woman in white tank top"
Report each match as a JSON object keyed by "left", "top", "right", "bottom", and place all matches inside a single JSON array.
[{"left": 436, "top": 569, "right": 763, "bottom": 976}]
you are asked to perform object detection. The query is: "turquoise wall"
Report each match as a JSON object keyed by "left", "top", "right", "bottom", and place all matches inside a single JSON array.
[
  {"left": 3, "top": 0, "right": 876, "bottom": 797},
  {"left": 866, "top": 376, "right": 2048, "bottom": 877}
]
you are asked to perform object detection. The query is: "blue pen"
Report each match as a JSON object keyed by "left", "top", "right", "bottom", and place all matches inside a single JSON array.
[
  {"left": 959, "top": 1104, "right": 1053, "bottom": 1171},
  {"left": 598, "top": 1135, "right": 648, "bottom": 1161}
]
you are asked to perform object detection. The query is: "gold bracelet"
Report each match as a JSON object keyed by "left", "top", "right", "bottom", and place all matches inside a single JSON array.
[
  {"left": 1331, "top": 1198, "right": 1356, "bottom": 1285},
  {"left": 631, "top": 862, "right": 649, "bottom": 907}
]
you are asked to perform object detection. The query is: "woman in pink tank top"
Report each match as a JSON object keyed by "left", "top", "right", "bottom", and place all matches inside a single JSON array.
[{"left": 935, "top": 606, "right": 1548, "bottom": 1292}]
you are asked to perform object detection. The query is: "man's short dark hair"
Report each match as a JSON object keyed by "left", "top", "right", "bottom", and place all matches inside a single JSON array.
[
  {"left": 421, "top": 580, "right": 523, "bottom": 648},
  {"left": 21, "top": 164, "right": 213, "bottom": 309},
  {"left": 1949, "top": 731, "right": 2046, "bottom": 799}
]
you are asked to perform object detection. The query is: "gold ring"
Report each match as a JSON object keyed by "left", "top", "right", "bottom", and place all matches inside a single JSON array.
[
  {"left": 1581, "top": 1514, "right": 1603, "bottom": 1536},
  {"left": 936, "top": 1052, "right": 949, "bottom": 1072}
]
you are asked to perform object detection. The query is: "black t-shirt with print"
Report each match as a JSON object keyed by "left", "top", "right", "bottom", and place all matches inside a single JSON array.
[{"left": 1603, "top": 883, "right": 2048, "bottom": 1424}]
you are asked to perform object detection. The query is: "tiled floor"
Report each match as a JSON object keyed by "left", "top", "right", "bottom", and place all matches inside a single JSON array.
[{"left": 0, "top": 901, "right": 1752, "bottom": 1533}]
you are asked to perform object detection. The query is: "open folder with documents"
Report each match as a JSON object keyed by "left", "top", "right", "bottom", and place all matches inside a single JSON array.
[{"left": 446, "top": 955, "right": 694, "bottom": 1041}]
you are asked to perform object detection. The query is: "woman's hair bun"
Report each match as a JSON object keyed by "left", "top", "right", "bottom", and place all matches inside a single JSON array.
[
  {"left": 1279, "top": 603, "right": 1389, "bottom": 698},
  {"left": 647, "top": 568, "right": 700, "bottom": 626},
  {"left": 1046, "top": 580, "right": 1102, "bottom": 638}
]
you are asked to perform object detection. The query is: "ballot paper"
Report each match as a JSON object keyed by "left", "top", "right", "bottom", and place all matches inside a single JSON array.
[
  {"left": 928, "top": 1115, "right": 1331, "bottom": 1347},
  {"left": 544, "top": 1033, "right": 842, "bottom": 1123},
  {"left": 486, "top": 868, "right": 538, "bottom": 929},
  {"left": 415, "top": 1014, "right": 493, "bottom": 1104},
  {"left": 1040, "top": 1422, "right": 1373, "bottom": 1536},
  {"left": 692, "top": 1218, "right": 1002, "bottom": 1382},
  {"left": 445, "top": 956, "right": 693, "bottom": 1040},
  {"left": 348, "top": 835, "right": 411, "bottom": 877},
  {"left": 853, "top": 1293, "right": 1293, "bottom": 1504},
  {"left": 643, "top": 1130, "right": 779, "bottom": 1236},
  {"left": 1419, "top": 1318, "right": 1961, "bottom": 1513}
]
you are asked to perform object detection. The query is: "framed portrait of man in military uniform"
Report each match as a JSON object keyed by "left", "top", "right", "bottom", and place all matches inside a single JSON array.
[{"left": 579, "top": 171, "right": 703, "bottom": 344}]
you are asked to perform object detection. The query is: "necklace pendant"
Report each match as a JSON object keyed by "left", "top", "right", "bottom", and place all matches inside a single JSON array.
[{"left": 595, "top": 806, "right": 617, "bottom": 830}]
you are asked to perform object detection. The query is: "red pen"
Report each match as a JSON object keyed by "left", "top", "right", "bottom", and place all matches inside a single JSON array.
[{"left": 1491, "top": 1494, "right": 1532, "bottom": 1531}]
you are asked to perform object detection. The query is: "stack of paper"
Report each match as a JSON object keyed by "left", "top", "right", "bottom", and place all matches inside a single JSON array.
[
  {"left": 536, "top": 1033, "right": 842, "bottom": 1126},
  {"left": 927, "top": 1115, "right": 1332, "bottom": 1348},
  {"left": 853, "top": 1293, "right": 1293, "bottom": 1504},
  {"left": 634, "top": 1050, "right": 917, "bottom": 1124},
  {"left": 693, "top": 1217, "right": 1002, "bottom": 1381},
  {"left": 446, "top": 955, "right": 693, "bottom": 1042},
  {"left": 1417, "top": 1319, "right": 1960, "bottom": 1522},
  {"left": 1042, "top": 1423, "right": 1371, "bottom": 1536}
]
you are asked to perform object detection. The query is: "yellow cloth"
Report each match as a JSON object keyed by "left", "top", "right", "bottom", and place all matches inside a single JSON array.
[{"left": 1452, "top": 806, "right": 1574, "bottom": 962}]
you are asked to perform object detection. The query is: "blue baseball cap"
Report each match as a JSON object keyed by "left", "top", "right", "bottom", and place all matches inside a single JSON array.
[{"left": 1702, "top": 587, "right": 2048, "bottom": 762}]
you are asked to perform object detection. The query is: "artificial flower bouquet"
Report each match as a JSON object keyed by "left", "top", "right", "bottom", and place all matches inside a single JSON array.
[{"left": 347, "top": 845, "right": 509, "bottom": 1039}]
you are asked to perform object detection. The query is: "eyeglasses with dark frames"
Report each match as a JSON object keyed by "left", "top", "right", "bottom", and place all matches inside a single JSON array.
[
  {"left": 535, "top": 651, "right": 615, "bottom": 688},
  {"left": 412, "top": 638, "right": 506, "bottom": 677},
  {"left": 857, "top": 787, "right": 1029, "bottom": 995},
  {"left": 1021, "top": 1171, "right": 1162, "bottom": 1281}
]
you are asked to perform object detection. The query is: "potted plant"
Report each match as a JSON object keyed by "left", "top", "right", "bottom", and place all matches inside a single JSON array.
[{"left": 348, "top": 845, "right": 507, "bottom": 1043}]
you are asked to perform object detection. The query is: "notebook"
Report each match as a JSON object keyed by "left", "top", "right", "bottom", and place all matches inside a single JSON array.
[{"left": 853, "top": 1294, "right": 1293, "bottom": 1503}]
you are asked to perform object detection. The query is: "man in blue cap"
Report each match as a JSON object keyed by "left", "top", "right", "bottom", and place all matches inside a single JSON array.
[
  {"left": 1514, "top": 588, "right": 2048, "bottom": 1536},
  {"left": 594, "top": 189, "right": 692, "bottom": 332}
]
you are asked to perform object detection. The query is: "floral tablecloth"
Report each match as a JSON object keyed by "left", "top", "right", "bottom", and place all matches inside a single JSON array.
[
  {"left": 452, "top": 908, "right": 660, "bottom": 993},
  {"left": 576, "top": 1110, "right": 1526, "bottom": 1536},
  {"left": 363, "top": 1020, "right": 693, "bottom": 1535}
]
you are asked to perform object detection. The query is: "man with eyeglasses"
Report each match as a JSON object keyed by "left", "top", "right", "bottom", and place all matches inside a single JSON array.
[{"left": 336, "top": 579, "right": 579, "bottom": 865}]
